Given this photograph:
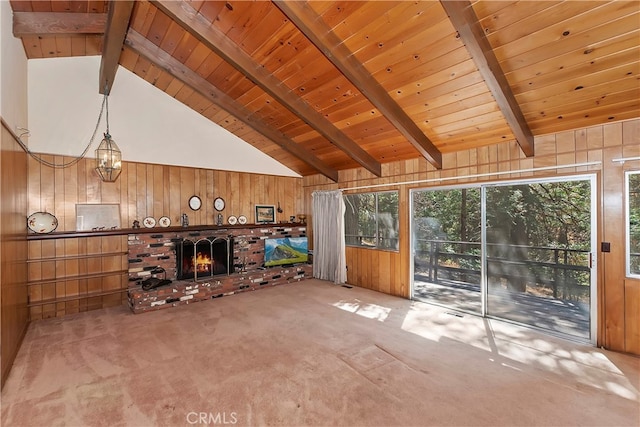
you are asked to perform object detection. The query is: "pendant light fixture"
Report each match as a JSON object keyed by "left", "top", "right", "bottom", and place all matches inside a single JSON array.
[{"left": 95, "top": 92, "right": 122, "bottom": 182}]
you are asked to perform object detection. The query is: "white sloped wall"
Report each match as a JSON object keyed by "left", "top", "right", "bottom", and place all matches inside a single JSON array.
[{"left": 27, "top": 56, "right": 299, "bottom": 177}]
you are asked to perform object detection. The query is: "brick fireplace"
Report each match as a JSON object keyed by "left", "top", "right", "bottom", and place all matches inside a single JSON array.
[
  {"left": 176, "top": 236, "right": 234, "bottom": 280},
  {"left": 127, "top": 225, "right": 311, "bottom": 314}
]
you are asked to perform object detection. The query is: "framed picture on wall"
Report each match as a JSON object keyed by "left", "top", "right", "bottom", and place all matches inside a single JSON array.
[{"left": 255, "top": 205, "right": 276, "bottom": 224}]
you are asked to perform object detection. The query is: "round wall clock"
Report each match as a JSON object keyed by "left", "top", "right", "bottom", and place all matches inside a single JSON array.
[
  {"left": 189, "top": 195, "right": 202, "bottom": 211},
  {"left": 214, "top": 197, "right": 225, "bottom": 211}
]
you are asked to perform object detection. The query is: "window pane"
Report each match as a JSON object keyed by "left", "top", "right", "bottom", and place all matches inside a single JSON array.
[
  {"left": 377, "top": 192, "right": 399, "bottom": 250},
  {"left": 412, "top": 187, "right": 482, "bottom": 314},
  {"left": 344, "top": 191, "right": 399, "bottom": 250},
  {"left": 629, "top": 173, "right": 640, "bottom": 276},
  {"left": 345, "top": 193, "right": 376, "bottom": 247},
  {"left": 485, "top": 180, "right": 592, "bottom": 340}
]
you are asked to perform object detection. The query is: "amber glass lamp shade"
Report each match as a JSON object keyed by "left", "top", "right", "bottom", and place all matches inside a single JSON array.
[{"left": 95, "top": 133, "right": 122, "bottom": 182}]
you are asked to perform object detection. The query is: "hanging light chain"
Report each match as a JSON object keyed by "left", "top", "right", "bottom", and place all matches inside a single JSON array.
[
  {"left": 16, "top": 94, "right": 109, "bottom": 169},
  {"left": 104, "top": 87, "right": 110, "bottom": 138}
]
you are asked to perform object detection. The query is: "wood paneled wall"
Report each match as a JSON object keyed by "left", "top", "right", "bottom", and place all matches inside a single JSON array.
[
  {"left": 304, "top": 119, "right": 640, "bottom": 355},
  {"left": 1, "top": 121, "right": 29, "bottom": 388},
  {"left": 28, "top": 157, "right": 304, "bottom": 231},
  {"left": 26, "top": 156, "right": 305, "bottom": 319},
  {"left": 27, "top": 235, "right": 129, "bottom": 320}
]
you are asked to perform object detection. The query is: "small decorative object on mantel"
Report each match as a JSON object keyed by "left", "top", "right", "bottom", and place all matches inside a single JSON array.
[
  {"left": 181, "top": 213, "right": 189, "bottom": 227},
  {"left": 228, "top": 215, "right": 238, "bottom": 225},
  {"left": 298, "top": 214, "right": 307, "bottom": 224},
  {"left": 132, "top": 220, "right": 140, "bottom": 229},
  {"left": 216, "top": 213, "right": 223, "bottom": 226},
  {"left": 238, "top": 215, "right": 247, "bottom": 225},
  {"left": 158, "top": 216, "right": 171, "bottom": 227},
  {"left": 289, "top": 215, "right": 296, "bottom": 223}
]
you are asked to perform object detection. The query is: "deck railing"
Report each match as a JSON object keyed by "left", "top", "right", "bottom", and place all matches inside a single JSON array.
[{"left": 414, "top": 239, "right": 591, "bottom": 301}]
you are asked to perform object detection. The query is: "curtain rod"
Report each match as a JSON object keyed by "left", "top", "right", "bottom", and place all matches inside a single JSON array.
[
  {"left": 339, "top": 161, "right": 602, "bottom": 192},
  {"left": 611, "top": 156, "right": 640, "bottom": 163}
]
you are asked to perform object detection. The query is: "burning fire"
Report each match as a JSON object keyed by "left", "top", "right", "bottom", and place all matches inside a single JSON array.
[{"left": 194, "top": 252, "right": 213, "bottom": 273}]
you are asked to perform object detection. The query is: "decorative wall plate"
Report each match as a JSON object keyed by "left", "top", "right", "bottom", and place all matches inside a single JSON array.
[
  {"left": 189, "top": 195, "right": 202, "bottom": 211},
  {"left": 27, "top": 211, "right": 58, "bottom": 234},
  {"left": 143, "top": 217, "right": 156, "bottom": 228},
  {"left": 214, "top": 197, "right": 225, "bottom": 211},
  {"left": 158, "top": 216, "right": 171, "bottom": 227},
  {"left": 238, "top": 215, "right": 247, "bottom": 225},
  {"left": 228, "top": 215, "right": 238, "bottom": 225}
]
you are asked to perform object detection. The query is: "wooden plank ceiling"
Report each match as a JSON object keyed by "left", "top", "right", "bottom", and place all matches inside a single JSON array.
[{"left": 10, "top": 0, "right": 640, "bottom": 181}]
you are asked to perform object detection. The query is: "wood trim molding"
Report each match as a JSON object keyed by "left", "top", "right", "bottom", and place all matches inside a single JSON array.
[
  {"left": 27, "top": 221, "right": 308, "bottom": 240},
  {"left": 1, "top": 118, "right": 28, "bottom": 151}
]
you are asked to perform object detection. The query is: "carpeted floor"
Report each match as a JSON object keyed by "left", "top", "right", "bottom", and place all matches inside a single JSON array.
[{"left": 2, "top": 279, "right": 639, "bottom": 426}]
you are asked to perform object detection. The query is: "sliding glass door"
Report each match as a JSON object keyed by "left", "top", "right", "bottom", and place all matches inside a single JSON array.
[
  {"left": 411, "top": 175, "right": 596, "bottom": 342},
  {"left": 412, "top": 187, "right": 482, "bottom": 314},
  {"left": 484, "top": 178, "right": 595, "bottom": 340}
]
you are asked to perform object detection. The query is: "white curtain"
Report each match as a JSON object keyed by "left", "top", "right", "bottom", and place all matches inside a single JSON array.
[{"left": 312, "top": 190, "right": 347, "bottom": 284}]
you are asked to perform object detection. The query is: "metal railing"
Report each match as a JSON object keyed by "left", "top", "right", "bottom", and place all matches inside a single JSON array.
[{"left": 346, "top": 234, "right": 399, "bottom": 250}]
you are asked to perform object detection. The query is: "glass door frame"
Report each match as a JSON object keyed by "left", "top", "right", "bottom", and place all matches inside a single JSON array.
[
  {"left": 409, "top": 182, "right": 484, "bottom": 316},
  {"left": 410, "top": 173, "right": 598, "bottom": 344}
]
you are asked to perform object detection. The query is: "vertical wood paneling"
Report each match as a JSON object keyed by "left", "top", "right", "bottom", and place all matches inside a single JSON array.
[
  {"left": 304, "top": 118, "right": 640, "bottom": 355},
  {"left": 624, "top": 279, "right": 640, "bottom": 354},
  {"left": 146, "top": 164, "right": 155, "bottom": 218},
  {"left": 1, "top": 124, "right": 29, "bottom": 388},
  {"left": 26, "top": 155, "right": 305, "bottom": 320},
  {"left": 169, "top": 166, "right": 180, "bottom": 218},
  {"left": 136, "top": 163, "right": 147, "bottom": 220},
  {"left": 602, "top": 140, "right": 625, "bottom": 351}
]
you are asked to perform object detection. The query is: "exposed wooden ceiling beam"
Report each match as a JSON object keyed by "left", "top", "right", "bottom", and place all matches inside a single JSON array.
[
  {"left": 440, "top": 0, "right": 534, "bottom": 157},
  {"left": 99, "top": 0, "right": 134, "bottom": 95},
  {"left": 13, "top": 12, "right": 107, "bottom": 36},
  {"left": 151, "top": 0, "right": 381, "bottom": 177},
  {"left": 125, "top": 29, "right": 339, "bottom": 182},
  {"left": 274, "top": 0, "right": 443, "bottom": 170}
]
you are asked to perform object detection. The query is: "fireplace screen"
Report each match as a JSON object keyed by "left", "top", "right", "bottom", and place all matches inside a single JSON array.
[{"left": 177, "top": 237, "right": 234, "bottom": 281}]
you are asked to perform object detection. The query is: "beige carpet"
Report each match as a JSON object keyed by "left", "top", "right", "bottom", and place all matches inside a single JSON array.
[{"left": 2, "top": 279, "right": 639, "bottom": 426}]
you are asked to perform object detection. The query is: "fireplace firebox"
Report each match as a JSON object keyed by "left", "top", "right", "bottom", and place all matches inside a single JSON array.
[{"left": 177, "top": 237, "right": 234, "bottom": 281}]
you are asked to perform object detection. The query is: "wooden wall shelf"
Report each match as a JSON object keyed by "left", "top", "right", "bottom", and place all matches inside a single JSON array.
[
  {"left": 28, "top": 288, "right": 129, "bottom": 308},
  {"left": 26, "top": 251, "right": 128, "bottom": 263},
  {"left": 26, "top": 270, "right": 128, "bottom": 286},
  {"left": 27, "top": 234, "right": 129, "bottom": 320},
  {"left": 26, "top": 222, "right": 307, "bottom": 240}
]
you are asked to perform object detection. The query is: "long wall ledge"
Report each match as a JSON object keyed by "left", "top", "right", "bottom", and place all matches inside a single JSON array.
[{"left": 26, "top": 222, "right": 308, "bottom": 240}]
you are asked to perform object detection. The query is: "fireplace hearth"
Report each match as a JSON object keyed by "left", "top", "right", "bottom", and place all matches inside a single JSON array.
[{"left": 177, "top": 237, "right": 234, "bottom": 281}]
